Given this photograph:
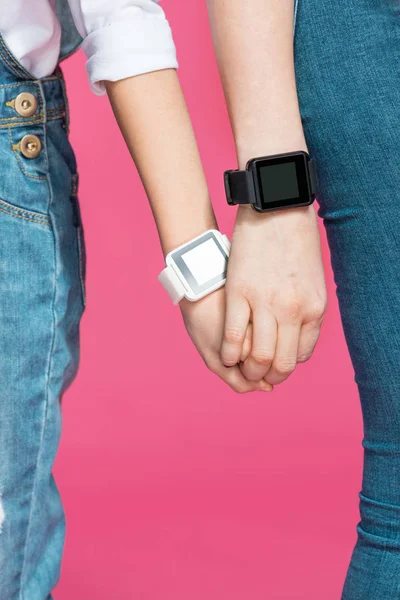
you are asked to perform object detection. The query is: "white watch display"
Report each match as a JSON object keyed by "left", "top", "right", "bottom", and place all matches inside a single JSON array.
[{"left": 158, "top": 229, "right": 231, "bottom": 304}]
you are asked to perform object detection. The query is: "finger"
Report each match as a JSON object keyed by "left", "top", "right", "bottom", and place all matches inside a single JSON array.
[
  {"left": 297, "top": 319, "right": 322, "bottom": 363},
  {"left": 220, "top": 362, "right": 273, "bottom": 393},
  {"left": 220, "top": 294, "right": 251, "bottom": 367},
  {"left": 240, "top": 308, "right": 277, "bottom": 381},
  {"left": 264, "top": 322, "right": 301, "bottom": 386},
  {"left": 240, "top": 322, "right": 253, "bottom": 363}
]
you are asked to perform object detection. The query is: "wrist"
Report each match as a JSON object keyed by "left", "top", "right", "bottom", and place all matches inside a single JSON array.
[
  {"left": 236, "top": 134, "right": 308, "bottom": 170},
  {"left": 160, "top": 214, "right": 218, "bottom": 258},
  {"left": 236, "top": 202, "right": 317, "bottom": 229},
  {"left": 158, "top": 229, "right": 230, "bottom": 305}
]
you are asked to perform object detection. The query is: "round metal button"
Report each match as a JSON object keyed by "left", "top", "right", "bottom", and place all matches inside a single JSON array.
[
  {"left": 19, "top": 134, "right": 42, "bottom": 159},
  {"left": 14, "top": 92, "right": 38, "bottom": 117}
]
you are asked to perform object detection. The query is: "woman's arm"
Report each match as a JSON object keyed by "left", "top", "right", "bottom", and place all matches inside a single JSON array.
[
  {"left": 207, "top": 0, "right": 305, "bottom": 161},
  {"left": 105, "top": 70, "right": 272, "bottom": 393},
  {"left": 206, "top": 0, "right": 327, "bottom": 385}
]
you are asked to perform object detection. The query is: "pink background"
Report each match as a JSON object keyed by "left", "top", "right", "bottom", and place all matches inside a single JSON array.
[{"left": 54, "top": 1, "right": 363, "bottom": 598}]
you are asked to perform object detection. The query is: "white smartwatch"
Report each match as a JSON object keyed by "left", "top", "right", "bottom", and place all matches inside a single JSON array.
[{"left": 158, "top": 229, "right": 230, "bottom": 304}]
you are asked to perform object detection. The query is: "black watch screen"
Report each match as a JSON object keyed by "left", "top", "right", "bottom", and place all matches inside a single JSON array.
[
  {"left": 248, "top": 151, "right": 313, "bottom": 212},
  {"left": 224, "top": 150, "right": 316, "bottom": 213}
]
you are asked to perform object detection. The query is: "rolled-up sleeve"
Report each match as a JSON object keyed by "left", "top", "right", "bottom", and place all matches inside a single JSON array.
[{"left": 67, "top": 0, "right": 178, "bottom": 95}]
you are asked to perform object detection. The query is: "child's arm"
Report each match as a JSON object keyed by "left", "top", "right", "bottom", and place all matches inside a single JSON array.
[
  {"left": 105, "top": 69, "right": 215, "bottom": 256},
  {"left": 105, "top": 70, "right": 272, "bottom": 393}
]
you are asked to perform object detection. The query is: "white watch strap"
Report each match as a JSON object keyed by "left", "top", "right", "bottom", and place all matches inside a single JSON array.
[
  {"left": 158, "top": 265, "right": 187, "bottom": 304},
  {"left": 221, "top": 234, "right": 230, "bottom": 251},
  {"left": 158, "top": 231, "right": 230, "bottom": 304}
]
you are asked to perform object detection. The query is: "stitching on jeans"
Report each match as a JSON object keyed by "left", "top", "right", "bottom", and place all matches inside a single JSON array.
[
  {"left": 44, "top": 113, "right": 65, "bottom": 123},
  {"left": 0, "top": 108, "right": 63, "bottom": 120},
  {"left": 0, "top": 112, "right": 65, "bottom": 129},
  {"left": 0, "top": 108, "right": 64, "bottom": 123},
  {"left": 0, "top": 82, "right": 46, "bottom": 90},
  {"left": 58, "top": 74, "right": 70, "bottom": 134},
  {"left": 0, "top": 37, "right": 33, "bottom": 79},
  {"left": 71, "top": 173, "right": 79, "bottom": 197},
  {"left": 0, "top": 197, "right": 50, "bottom": 221},
  {"left": 8, "top": 128, "right": 47, "bottom": 181},
  {"left": 70, "top": 172, "right": 86, "bottom": 305},
  {"left": 0, "top": 205, "right": 51, "bottom": 226},
  {"left": 0, "top": 82, "right": 31, "bottom": 90},
  {"left": 0, "top": 112, "right": 43, "bottom": 123},
  {"left": 0, "top": 120, "right": 41, "bottom": 129},
  {"left": 42, "top": 75, "right": 63, "bottom": 82},
  {"left": 77, "top": 226, "right": 86, "bottom": 306},
  {"left": 36, "top": 81, "right": 50, "bottom": 174},
  {"left": 0, "top": 78, "right": 61, "bottom": 90},
  {"left": 0, "top": 49, "right": 24, "bottom": 79}
]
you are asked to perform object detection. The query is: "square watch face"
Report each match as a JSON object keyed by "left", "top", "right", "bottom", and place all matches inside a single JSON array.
[
  {"left": 171, "top": 232, "right": 228, "bottom": 296},
  {"left": 251, "top": 152, "right": 312, "bottom": 211}
]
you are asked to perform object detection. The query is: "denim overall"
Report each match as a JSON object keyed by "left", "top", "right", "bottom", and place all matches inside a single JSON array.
[
  {"left": 0, "top": 3, "right": 84, "bottom": 599},
  {"left": 294, "top": 1, "right": 400, "bottom": 598}
]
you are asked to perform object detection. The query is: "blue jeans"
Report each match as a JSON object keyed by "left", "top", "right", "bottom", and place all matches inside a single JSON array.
[
  {"left": 295, "top": 0, "right": 400, "bottom": 597},
  {"left": 0, "top": 34, "right": 86, "bottom": 599}
]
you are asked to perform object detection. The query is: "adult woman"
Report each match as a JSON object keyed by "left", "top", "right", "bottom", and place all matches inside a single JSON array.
[{"left": 206, "top": 0, "right": 400, "bottom": 596}]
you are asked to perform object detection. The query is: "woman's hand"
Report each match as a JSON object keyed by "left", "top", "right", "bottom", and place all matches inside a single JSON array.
[
  {"left": 221, "top": 203, "right": 327, "bottom": 386},
  {"left": 207, "top": 0, "right": 327, "bottom": 386},
  {"left": 180, "top": 289, "right": 273, "bottom": 393}
]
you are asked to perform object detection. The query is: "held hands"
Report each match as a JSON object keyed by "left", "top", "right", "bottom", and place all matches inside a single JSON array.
[
  {"left": 180, "top": 290, "right": 273, "bottom": 393},
  {"left": 180, "top": 203, "right": 327, "bottom": 392}
]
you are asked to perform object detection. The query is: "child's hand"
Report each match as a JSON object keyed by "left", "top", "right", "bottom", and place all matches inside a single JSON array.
[{"left": 180, "top": 289, "right": 273, "bottom": 394}]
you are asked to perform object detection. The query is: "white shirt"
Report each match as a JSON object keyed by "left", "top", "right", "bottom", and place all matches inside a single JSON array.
[{"left": 0, "top": 0, "right": 178, "bottom": 95}]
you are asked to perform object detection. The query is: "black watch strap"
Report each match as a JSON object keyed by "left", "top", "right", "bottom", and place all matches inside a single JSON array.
[
  {"left": 308, "top": 158, "right": 318, "bottom": 196},
  {"left": 224, "top": 157, "right": 318, "bottom": 206},
  {"left": 224, "top": 169, "right": 256, "bottom": 206}
]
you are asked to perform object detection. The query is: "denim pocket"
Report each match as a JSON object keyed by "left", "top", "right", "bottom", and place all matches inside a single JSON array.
[
  {"left": 70, "top": 173, "right": 87, "bottom": 309},
  {"left": 0, "top": 194, "right": 51, "bottom": 228}
]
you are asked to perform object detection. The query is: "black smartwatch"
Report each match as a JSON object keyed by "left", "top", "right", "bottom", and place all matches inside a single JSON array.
[{"left": 224, "top": 151, "right": 317, "bottom": 213}]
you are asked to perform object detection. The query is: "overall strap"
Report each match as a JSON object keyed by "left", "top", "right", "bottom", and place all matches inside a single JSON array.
[
  {"left": 0, "top": 32, "right": 35, "bottom": 84},
  {"left": 56, "top": 0, "right": 83, "bottom": 63},
  {"left": 0, "top": 2, "right": 82, "bottom": 87}
]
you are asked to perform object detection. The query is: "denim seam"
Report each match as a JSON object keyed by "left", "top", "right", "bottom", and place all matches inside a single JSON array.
[
  {"left": 71, "top": 173, "right": 78, "bottom": 197},
  {"left": 38, "top": 80, "right": 51, "bottom": 206},
  {"left": 18, "top": 88, "right": 56, "bottom": 600},
  {"left": 0, "top": 197, "right": 51, "bottom": 223},
  {"left": 1, "top": 113, "right": 66, "bottom": 130},
  {"left": 0, "top": 82, "right": 34, "bottom": 90},
  {"left": 0, "top": 114, "right": 43, "bottom": 125},
  {"left": 0, "top": 108, "right": 65, "bottom": 123},
  {"left": 58, "top": 69, "right": 70, "bottom": 135},
  {"left": 77, "top": 224, "right": 86, "bottom": 307},
  {"left": 0, "top": 205, "right": 51, "bottom": 226},
  {"left": 0, "top": 48, "right": 25, "bottom": 80},
  {"left": 71, "top": 174, "right": 86, "bottom": 307},
  {"left": 0, "top": 77, "right": 61, "bottom": 90},
  {"left": 0, "top": 36, "right": 34, "bottom": 80}
]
